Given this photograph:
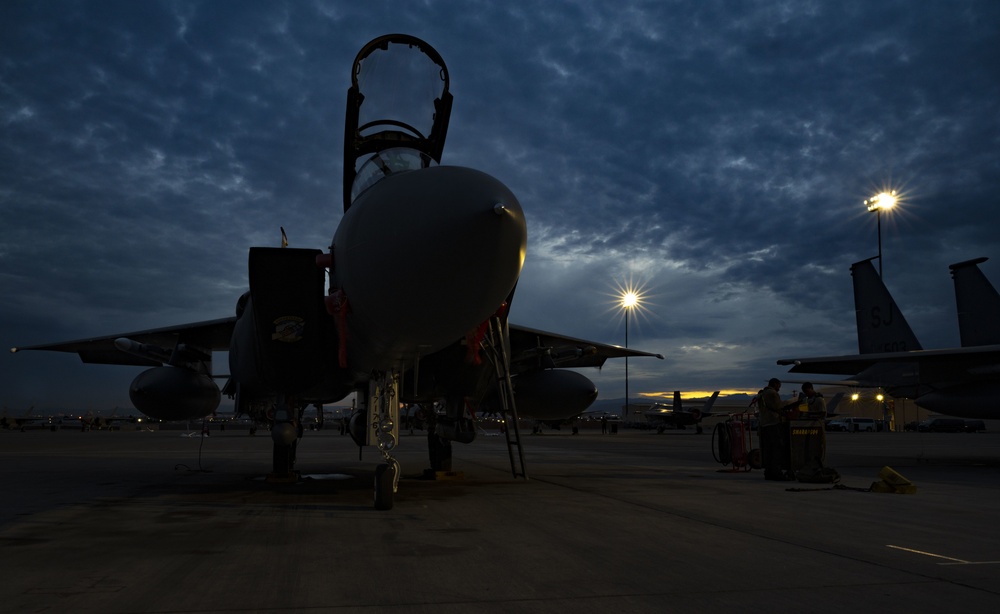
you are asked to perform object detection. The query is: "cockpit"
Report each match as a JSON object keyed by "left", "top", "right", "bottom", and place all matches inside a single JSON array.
[
  {"left": 350, "top": 147, "right": 437, "bottom": 203},
  {"left": 343, "top": 34, "right": 453, "bottom": 210}
]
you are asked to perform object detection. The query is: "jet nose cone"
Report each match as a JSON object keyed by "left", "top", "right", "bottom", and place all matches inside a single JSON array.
[{"left": 334, "top": 166, "right": 527, "bottom": 366}]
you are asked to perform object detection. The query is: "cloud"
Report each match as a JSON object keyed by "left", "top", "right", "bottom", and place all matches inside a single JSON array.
[{"left": 2, "top": 1, "right": 999, "bottom": 409}]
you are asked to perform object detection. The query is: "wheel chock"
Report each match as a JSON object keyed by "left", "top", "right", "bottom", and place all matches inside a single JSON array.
[{"left": 869, "top": 466, "right": 917, "bottom": 494}]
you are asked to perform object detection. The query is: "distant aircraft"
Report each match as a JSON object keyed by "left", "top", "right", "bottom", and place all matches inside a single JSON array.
[
  {"left": 640, "top": 391, "right": 720, "bottom": 433},
  {"left": 777, "top": 258, "right": 1000, "bottom": 420},
  {"left": 821, "top": 392, "right": 845, "bottom": 418},
  {"left": 0, "top": 405, "right": 42, "bottom": 430},
  {"left": 10, "top": 35, "right": 660, "bottom": 509},
  {"left": 78, "top": 407, "right": 137, "bottom": 431}
]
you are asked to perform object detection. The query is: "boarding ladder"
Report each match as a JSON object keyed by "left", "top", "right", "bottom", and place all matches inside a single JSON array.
[{"left": 483, "top": 315, "right": 527, "bottom": 479}]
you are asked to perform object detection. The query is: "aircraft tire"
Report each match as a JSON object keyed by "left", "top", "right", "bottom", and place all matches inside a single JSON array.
[
  {"left": 272, "top": 442, "right": 295, "bottom": 476},
  {"left": 428, "top": 433, "right": 452, "bottom": 472},
  {"left": 374, "top": 463, "right": 395, "bottom": 510}
]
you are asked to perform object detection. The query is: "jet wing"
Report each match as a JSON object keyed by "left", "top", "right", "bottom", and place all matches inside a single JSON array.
[
  {"left": 509, "top": 324, "right": 663, "bottom": 371},
  {"left": 778, "top": 345, "right": 1000, "bottom": 378},
  {"left": 10, "top": 317, "right": 236, "bottom": 366}
]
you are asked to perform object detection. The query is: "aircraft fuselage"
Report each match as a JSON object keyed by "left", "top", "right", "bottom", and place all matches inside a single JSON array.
[
  {"left": 227, "top": 163, "right": 527, "bottom": 410},
  {"left": 332, "top": 164, "right": 526, "bottom": 379}
]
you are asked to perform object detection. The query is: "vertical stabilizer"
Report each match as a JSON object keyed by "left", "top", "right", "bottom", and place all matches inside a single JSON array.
[
  {"left": 672, "top": 391, "right": 682, "bottom": 412},
  {"left": 825, "top": 392, "right": 844, "bottom": 416},
  {"left": 703, "top": 391, "right": 720, "bottom": 413},
  {"left": 851, "top": 259, "right": 923, "bottom": 354},
  {"left": 949, "top": 257, "right": 1000, "bottom": 346}
]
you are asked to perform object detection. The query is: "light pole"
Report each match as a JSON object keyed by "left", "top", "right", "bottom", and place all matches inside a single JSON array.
[
  {"left": 621, "top": 291, "right": 638, "bottom": 421},
  {"left": 864, "top": 190, "right": 896, "bottom": 279},
  {"left": 876, "top": 391, "right": 889, "bottom": 432}
]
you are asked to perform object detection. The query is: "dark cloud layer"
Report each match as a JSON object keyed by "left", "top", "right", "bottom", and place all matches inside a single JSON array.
[{"left": 2, "top": 1, "right": 999, "bottom": 409}]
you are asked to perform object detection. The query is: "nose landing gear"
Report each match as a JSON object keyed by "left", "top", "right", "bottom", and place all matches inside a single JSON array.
[{"left": 364, "top": 372, "right": 401, "bottom": 510}]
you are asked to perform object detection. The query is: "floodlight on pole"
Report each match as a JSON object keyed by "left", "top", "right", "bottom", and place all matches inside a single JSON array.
[
  {"left": 621, "top": 290, "right": 640, "bottom": 422},
  {"left": 864, "top": 190, "right": 897, "bottom": 279}
]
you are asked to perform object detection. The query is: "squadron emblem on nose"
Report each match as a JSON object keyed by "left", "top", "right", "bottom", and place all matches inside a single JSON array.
[{"left": 272, "top": 316, "right": 305, "bottom": 342}]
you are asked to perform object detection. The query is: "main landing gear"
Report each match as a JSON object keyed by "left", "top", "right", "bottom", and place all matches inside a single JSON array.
[{"left": 269, "top": 397, "right": 303, "bottom": 481}]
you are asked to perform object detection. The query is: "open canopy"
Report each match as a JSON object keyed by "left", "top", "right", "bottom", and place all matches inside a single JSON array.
[{"left": 343, "top": 34, "right": 452, "bottom": 210}]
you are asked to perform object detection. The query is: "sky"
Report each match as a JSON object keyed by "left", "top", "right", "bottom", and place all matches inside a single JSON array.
[{"left": 2, "top": 1, "right": 999, "bottom": 412}]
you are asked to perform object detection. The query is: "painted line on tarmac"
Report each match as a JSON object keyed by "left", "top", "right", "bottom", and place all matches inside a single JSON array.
[{"left": 886, "top": 544, "right": 1000, "bottom": 565}]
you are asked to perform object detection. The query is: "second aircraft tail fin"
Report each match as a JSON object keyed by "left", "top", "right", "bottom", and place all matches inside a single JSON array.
[{"left": 949, "top": 257, "right": 1000, "bottom": 347}]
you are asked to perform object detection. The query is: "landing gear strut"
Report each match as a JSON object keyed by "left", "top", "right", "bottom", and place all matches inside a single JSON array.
[
  {"left": 426, "top": 409, "right": 453, "bottom": 472},
  {"left": 361, "top": 372, "right": 400, "bottom": 510}
]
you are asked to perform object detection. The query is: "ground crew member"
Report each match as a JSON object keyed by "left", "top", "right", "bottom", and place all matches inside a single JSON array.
[
  {"left": 798, "top": 382, "right": 826, "bottom": 416},
  {"left": 759, "top": 378, "right": 794, "bottom": 480}
]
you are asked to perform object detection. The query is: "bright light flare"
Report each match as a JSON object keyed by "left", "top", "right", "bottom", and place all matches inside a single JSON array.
[
  {"left": 865, "top": 189, "right": 897, "bottom": 212},
  {"left": 604, "top": 276, "right": 657, "bottom": 339},
  {"left": 606, "top": 277, "right": 654, "bottom": 321}
]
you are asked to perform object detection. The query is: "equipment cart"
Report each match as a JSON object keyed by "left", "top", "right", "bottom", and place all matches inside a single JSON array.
[
  {"left": 788, "top": 415, "right": 827, "bottom": 474},
  {"left": 713, "top": 412, "right": 761, "bottom": 471}
]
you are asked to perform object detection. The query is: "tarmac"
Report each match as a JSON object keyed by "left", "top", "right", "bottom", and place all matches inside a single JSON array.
[{"left": 2, "top": 425, "right": 999, "bottom": 613}]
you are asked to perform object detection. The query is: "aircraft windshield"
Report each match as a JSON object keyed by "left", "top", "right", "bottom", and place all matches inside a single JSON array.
[
  {"left": 350, "top": 147, "right": 437, "bottom": 203},
  {"left": 343, "top": 35, "right": 452, "bottom": 210}
]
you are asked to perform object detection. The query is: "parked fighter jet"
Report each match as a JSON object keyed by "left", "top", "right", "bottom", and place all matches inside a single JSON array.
[
  {"left": 777, "top": 258, "right": 1000, "bottom": 419},
  {"left": 0, "top": 406, "right": 42, "bottom": 430},
  {"left": 10, "top": 35, "right": 660, "bottom": 509},
  {"left": 641, "top": 391, "right": 719, "bottom": 433},
  {"left": 78, "top": 407, "right": 137, "bottom": 431}
]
